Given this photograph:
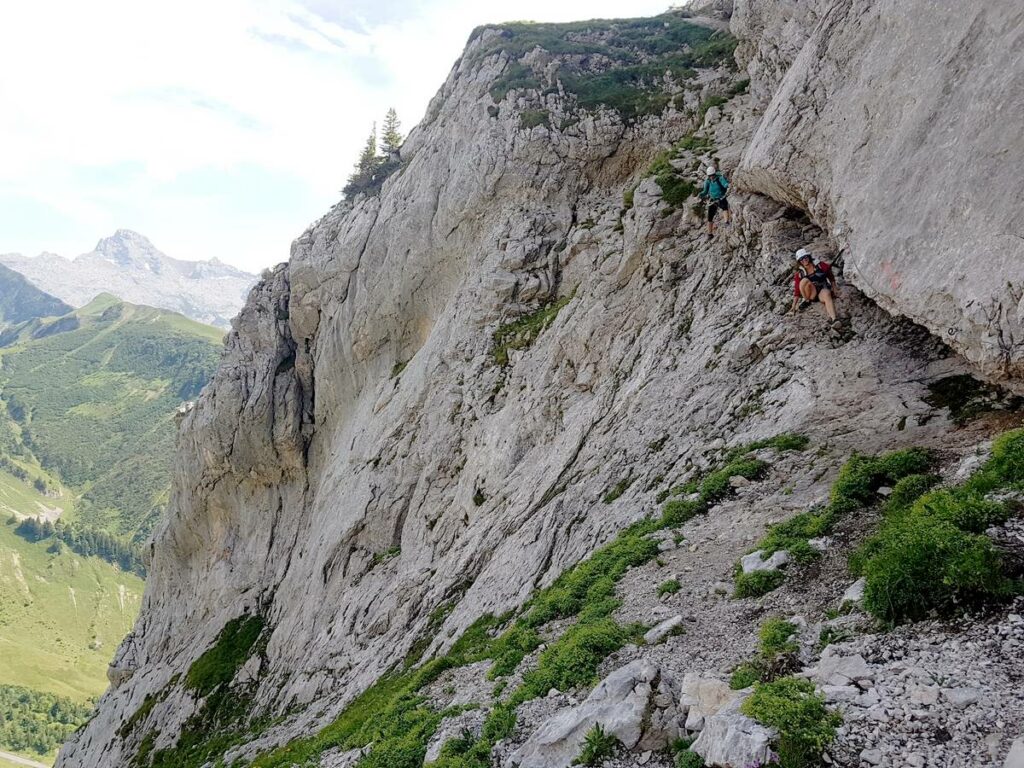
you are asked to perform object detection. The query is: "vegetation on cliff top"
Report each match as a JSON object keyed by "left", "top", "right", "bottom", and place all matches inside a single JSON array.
[{"left": 473, "top": 12, "right": 738, "bottom": 119}]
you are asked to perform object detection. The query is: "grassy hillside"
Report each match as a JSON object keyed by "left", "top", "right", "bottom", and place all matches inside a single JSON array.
[
  {"left": 0, "top": 265, "right": 71, "bottom": 331},
  {"left": 0, "top": 294, "right": 222, "bottom": 540},
  {"left": 0, "top": 294, "right": 214, "bottom": 764},
  {"left": 0, "top": 467, "right": 144, "bottom": 765},
  {"left": 0, "top": 481, "right": 143, "bottom": 699}
]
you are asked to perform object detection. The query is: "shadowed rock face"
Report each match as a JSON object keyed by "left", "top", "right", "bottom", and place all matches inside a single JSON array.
[
  {"left": 58, "top": 6, "right": 1021, "bottom": 767},
  {"left": 734, "top": 0, "right": 1024, "bottom": 385}
]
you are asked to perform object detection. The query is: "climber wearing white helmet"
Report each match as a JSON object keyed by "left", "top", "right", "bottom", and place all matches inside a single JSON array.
[
  {"left": 790, "top": 247, "right": 841, "bottom": 325},
  {"left": 698, "top": 164, "right": 730, "bottom": 236}
]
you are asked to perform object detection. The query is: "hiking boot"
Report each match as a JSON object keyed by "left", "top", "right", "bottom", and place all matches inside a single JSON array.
[{"left": 798, "top": 300, "right": 813, "bottom": 311}]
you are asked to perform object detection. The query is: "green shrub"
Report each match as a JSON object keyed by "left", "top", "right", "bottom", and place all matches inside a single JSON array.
[
  {"left": 572, "top": 723, "right": 619, "bottom": 766},
  {"left": 884, "top": 473, "right": 941, "bottom": 514},
  {"left": 965, "top": 428, "right": 1024, "bottom": 495},
  {"left": 700, "top": 458, "right": 767, "bottom": 504},
  {"left": 488, "top": 625, "right": 542, "bottom": 678},
  {"left": 740, "top": 446, "right": 937, "bottom": 596},
  {"left": 676, "top": 750, "right": 706, "bottom": 768},
  {"left": 728, "top": 662, "right": 761, "bottom": 690},
  {"left": 729, "top": 617, "right": 799, "bottom": 689},
  {"left": 657, "top": 579, "right": 681, "bottom": 596},
  {"left": 854, "top": 429, "right": 1024, "bottom": 624},
  {"left": 859, "top": 513, "right": 1012, "bottom": 624},
  {"left": 521, "top": 523, "right": 659, "bottom": 629},
  {"left": 759, "top": 618, "right": 798, "bottom": 656},
  {"left": 520, "top": 618, "right": 641, "bottom": 698},
  {"left": 830, "top": 448, "right": 933, "bottom": 512},
  {"left": 911, "top": 489, "right": 1008, "bottom": 533},
  {"left": 623, "top": 186, "right": 636, "bottom": 209},
  {"left": 490, "top": 63, "right": 540, "bottom": 102},
  {"left": 758, "top": 511, "right": 831, "bottom": 564},
  {"left": 481, "top": 703, "right": 516, "bottom": 742},
  {"left": 661, "top": 498, "right": 702, "bottom": 527},
  {"left": 670, "top": 739, "right": 705, "bottom": 767},
  {"left": 741, "top": 678, "right": 841, "bottom": 768},
  {"left": 729, "top": 78, "right": 750, "bottom": 95},
  {"left": 655, "top": 173, "right": 697, "bottom": 207},
  {"left": 185, "top": 615, "right": 265, "bottom": 696},
  {"left": 431, "top": 729, "right": 493, "bottom": 768},
  {"left": 733, "top": 570, "right": 785, "bottom": 598},
  {"left": 725, "top": 433, "right": 810, "bottom": 461},
  {"left": 675, "top": 133, "right": 713, "bottom": 152},
  {"left": 519, "top": 109, "right": 550, "bottom": 129}
]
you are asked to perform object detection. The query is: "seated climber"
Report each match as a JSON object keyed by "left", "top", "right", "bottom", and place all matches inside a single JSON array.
[
  {"left": 790, "top": 248, "right": 840, "bottom": 325},
  {"left": 698, "top": 165, "right": 730, "bottom": 235}
]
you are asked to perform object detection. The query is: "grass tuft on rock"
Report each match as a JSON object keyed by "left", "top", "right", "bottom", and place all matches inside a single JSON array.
[
  {"left": 492, "top": 294, "right": 572, "bottom": 367},
  {"left": 572, "top": 723, "right": 620, "bottom": 766},
  {"left": 657, "top": 578, "right": 681, "bottom": 596},
  {"left": 729, "top": 617, "right": 798, "bottom": 689},
  {"left": 185, "top": 615, "right": 265, "bottom": 696},
  {"left": 741, "top": 677, "right": 841, "bottom": 768},
  {"left": 733, "top": 569, "right": 785, "bottom": 599}
]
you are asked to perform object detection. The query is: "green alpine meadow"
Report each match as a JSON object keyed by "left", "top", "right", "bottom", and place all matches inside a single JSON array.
[{"left": 0, "top": 284, "right": 223, "bottom": 764}]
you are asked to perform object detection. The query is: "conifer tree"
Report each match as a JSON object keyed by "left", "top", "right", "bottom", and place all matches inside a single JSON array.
[
  {"left": 381, "top": 108, "right": 402, "bottom": 155},
  {"left": 356, "top": 123, "right": 380, "bottom": 175},
  {"left": 344, "top": 123, "right": 383, "bottom": 198}
]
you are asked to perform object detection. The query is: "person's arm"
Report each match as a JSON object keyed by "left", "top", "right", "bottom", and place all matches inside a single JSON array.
[
  {"left": 720, "top": 175, "right": 729, "bottom": 191},
  {"left": 698, "top": 179, "right": 708, "bottom": 199},
  {"left": 825, "top": 263, "right": 839, "bottom": 296},
  {"left": 791, "top": 272, "right": 801, "bottom": 311}
]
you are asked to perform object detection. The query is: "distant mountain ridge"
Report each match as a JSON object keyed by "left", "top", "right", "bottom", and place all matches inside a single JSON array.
[
  {"left": 0, "top": 263, "right": 72, "bottom": 330},
  {"left": 0, "top": 230, "right": 258, "bottom": 329}
]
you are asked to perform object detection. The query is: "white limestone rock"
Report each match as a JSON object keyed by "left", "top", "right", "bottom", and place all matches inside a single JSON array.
[
  {"left": 740, "top": 549, "right": 790, "bottom": 574},
  {"left": 691, "top": 696, "right": 776, "bottom": 767},
  {"left": 644, "top": 616, "right": 685, "bottom": 645},
  {"left": 509, "top": 660, "right": 680, "bottom": 768}
]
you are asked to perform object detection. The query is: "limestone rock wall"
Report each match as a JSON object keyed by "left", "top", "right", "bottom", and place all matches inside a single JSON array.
[
  {"left": 58, "top": 6, "right": 1023, "bottom": 767},
  {"left": 733, "top": 0, "right": 1024, "bottom": 384}
]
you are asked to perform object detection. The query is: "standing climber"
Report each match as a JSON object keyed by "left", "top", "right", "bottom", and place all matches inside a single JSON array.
[
  {"left": 698, "top": 165, "right": 731, "bottom": 235},
  {"left": 790, "top": 248, "right": 840, "bottom": 325}
]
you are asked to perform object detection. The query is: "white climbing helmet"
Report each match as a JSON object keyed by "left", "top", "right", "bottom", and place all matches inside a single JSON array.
[
  {"left": 795, "top": 247, "right": 812, "bottom": 261},
  {"left": 706, "top": 165, "right": 716, "bottom": 176}
]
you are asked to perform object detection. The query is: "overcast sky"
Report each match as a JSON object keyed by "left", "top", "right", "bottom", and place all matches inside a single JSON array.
[{"left": 0, "top": 0, "right": 670, "bottom": 272}]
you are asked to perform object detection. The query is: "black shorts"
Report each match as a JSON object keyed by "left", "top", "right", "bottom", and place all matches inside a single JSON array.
[
  {"left": 801, "top": 277, "right": 830, "bottom": 300},
  {"left": 707, "top": 197, "right": 729, "bottom": 222}
]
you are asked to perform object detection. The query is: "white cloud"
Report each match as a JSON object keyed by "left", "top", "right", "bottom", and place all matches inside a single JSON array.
[{"left": 0, "top": 0, "right": 670, "bottom": 271}]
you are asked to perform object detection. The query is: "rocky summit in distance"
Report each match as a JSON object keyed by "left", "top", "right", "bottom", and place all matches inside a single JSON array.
[
  {"left": 0, "top": 229, "right": 258, "bottom": 329},
  {"left": 57, "top": 3, "right": 1024, "bottom": 768}
]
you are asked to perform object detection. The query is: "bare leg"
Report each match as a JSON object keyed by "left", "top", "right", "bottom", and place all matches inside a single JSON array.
[
  {"left": 799, "top": 279, "right": 817, "bottom": 302},
  {"left": 818, "top": 288, "right": 838, "bottom": 322}
]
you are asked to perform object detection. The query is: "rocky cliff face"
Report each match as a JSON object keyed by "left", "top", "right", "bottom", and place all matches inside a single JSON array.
[
  {"left": 59, "top": 5, "right": 1024, "bottom": 768},
  {"left": 734, "top": 0, "right": 1024, "bottom": 384}
]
